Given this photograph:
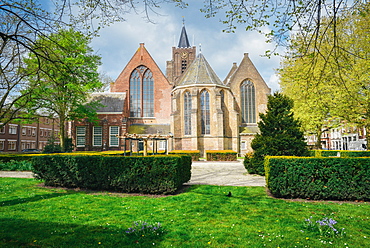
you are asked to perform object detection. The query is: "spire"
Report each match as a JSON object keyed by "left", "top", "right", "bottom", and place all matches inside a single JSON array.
[{"left": 178, "top": 20, "right": 191, "bottom": 48}]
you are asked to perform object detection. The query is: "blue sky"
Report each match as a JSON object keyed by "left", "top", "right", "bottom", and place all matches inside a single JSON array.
[{"left": 90, "top": 2, "right": 282, "bottom": 92}]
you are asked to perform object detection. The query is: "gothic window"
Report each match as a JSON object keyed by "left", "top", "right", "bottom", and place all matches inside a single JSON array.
[
  {"left": 200, "top": 90, "right": 210, "bottom": 135},
  {"left": 129, "top": 66, "right": 154, "bottom": 117},
  {"left": 184, "top": 91, "right": 192, "bottom": 135},
  {"left": 220, "top": 90, "right": 226, "bottom": 136},
  {"left": 143, "top": 70, "right": 154, "bottom": 117},
  {"left": 241, "top": 80, "right": 256, "bottom": 124}
]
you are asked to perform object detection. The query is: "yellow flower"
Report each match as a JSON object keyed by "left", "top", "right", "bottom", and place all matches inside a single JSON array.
[
  {"left": 208, "top": 241, "right": 211, "bottom": 244},
  {"left": 306, "top": 237, "right": 310, "bottom": 240},
  {"left": 98, "top": 242, "right": 101, "bottom": 245}
]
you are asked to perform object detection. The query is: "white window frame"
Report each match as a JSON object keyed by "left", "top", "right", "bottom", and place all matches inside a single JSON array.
[
  {"left": 158, "top": 140, "right": 166, "bottom": 150},
  {"left": 8, "top": 140, "right": 17, "bottom": 150},
  {"left": 109, "top": 126, "right": 119, "bottom": 147},
  {"left": 93, "top": 126, "right": 103, "bottom": 147},
  {"left": 9, "top": 125, "right": 17, "bottom": 135},
  {"left": 241, "top": 141, "right": 246, "bottom": 150},
  {"left": 76, "top": 126, "right": 86, "bottom": 147},
  {"left": 0, "top": 140, "right": 4, "bottom": 150}
]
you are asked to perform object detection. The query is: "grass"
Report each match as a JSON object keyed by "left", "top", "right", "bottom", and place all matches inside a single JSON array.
[{"left": 1, "top": 178, "right": 369, "bottom": 247}]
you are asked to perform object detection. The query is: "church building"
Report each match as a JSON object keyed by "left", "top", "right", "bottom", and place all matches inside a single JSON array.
[{"left": 72, "top": 24, "right": 271, "bottom": 156}]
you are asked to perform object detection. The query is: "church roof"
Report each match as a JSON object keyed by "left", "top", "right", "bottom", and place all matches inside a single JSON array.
[
  {"left": 178, "top": 25, "right": 191, "bottom": 48},
  {"left": 178, "top": 53, "right": 224, "bottom": 86},
  {"left": 89, "top": 92, "right": 126, "bottom": 113}
]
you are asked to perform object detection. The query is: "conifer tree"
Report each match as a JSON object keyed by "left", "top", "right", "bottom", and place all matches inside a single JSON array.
[{"left": 245, "top": 92, "right": 308, "bottom": 175}]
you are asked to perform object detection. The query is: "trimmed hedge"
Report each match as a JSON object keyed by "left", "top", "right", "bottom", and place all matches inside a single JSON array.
[
  {"left": 32, "top": 155, "right": 192, "bottom": 194},
  {"left": 309, "top": 150, "right": 370, "bottom": 157},
  {"left": 265, "top": 156, "right": 370, "bottom": 201},
  {"left": 169, "top": 150, "right": 200, "bottom": 161},
  {"left": 0, "top": 154, "right": 39, "bottom": 163},
  {"left": 206, "top": 150, "right": 237, "bottom": 161}
]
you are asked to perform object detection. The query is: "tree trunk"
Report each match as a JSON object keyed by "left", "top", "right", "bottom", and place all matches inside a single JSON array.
[
  {"left": 59, "top": 117, "right": 65, "bottom": 152},
  {"left": 365, "top": 124, "right": 370, "bottom": 150},
  {"left": 315, "top": 127, "right": 323, "bottom": 150}
]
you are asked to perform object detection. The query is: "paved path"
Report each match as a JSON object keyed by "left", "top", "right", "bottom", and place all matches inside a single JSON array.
[
  {"left": 0, "top": 160, "right": 266, "bottom": 187},
  {"left": 185, "top": 160, "right": 265, "bottom": 186}
]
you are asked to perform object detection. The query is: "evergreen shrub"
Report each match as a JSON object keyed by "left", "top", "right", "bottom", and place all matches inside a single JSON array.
[
  {"left": 0, "top": 154, "right": 38, "bottom": 163},
  {"left": 206, "top": 150, "right": 237, "bottom": 161},
  {"left": 245, "top": 93, "right": 308, "bottom": 175},
  {"left": 32, "top": 155, "right": 192, "bottom": 194},
  {"left": 0, "top": 160, "right": 33, "bottom": 171},
  {"left": 265, "top": 156, "right": 370, "bottom": 200},
  {"left": 169, "top": 150, "right": 200, "bottom": 161},
  {"left": 309, "top": 150, "right": 370, "bottom": 157}
]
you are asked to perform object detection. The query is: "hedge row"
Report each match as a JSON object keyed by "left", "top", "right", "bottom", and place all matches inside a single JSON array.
[
  {"left": 206, "top": 150, "right": 237, "bottom": 161},
  {"left": 309, "top": 150, "right": 370, "bottom": 157},
  {"left": 32, "top": 155, "right": 192, "bottom": 194},
  {"left": 265, "top": 156, "right": 370, "bottom": 201},
  {"left": 169, "top": 150, "right": 200, "bottom": 161}
]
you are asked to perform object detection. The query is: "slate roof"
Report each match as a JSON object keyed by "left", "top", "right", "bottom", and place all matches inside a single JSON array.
[
  {"left": 178, "top": 25, "right": 191, "bottom": 48},
  {"left": 89, "top": 92, "right": 126, "bottom": 113},
  {"left": 178, "top": 53, "right": 224, "bottom": 86}
]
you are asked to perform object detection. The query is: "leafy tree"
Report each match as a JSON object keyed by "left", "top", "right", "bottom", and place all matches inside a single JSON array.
[
  {"left": 23, "top": 29, "right": 102, "bottom": 151},
  {"left": 245, "top": 92, "right": 308, "bottom": 175},
  {"left": 279, "top": 3, "right": 370, "bottom": 146}
]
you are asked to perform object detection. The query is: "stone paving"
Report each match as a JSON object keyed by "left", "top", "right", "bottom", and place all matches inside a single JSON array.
[
  {"left": 0, "top": 160, "right": 266, "bottom": 187},
  {"left": 185, "top": 160, "right": 266, "bottom": 187}
]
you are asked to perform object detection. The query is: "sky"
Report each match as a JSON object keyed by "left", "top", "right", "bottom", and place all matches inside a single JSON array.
[{"left": 90, "top": 2, "right": 283, "bottom": 92}]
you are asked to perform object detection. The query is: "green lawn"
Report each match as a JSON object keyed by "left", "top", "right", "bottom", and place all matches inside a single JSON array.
[{"left": 1, "top": 178, "right": 369, "bottom": 247}]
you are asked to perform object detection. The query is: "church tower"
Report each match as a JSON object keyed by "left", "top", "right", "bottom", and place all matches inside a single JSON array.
[{"left": 166, "top": 21, "right": 196, "bottom": 86}]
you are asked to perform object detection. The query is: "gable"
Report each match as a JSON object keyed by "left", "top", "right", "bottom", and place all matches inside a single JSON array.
[{"left": 110, "top": 43, "right": 170, "bottom": 93}]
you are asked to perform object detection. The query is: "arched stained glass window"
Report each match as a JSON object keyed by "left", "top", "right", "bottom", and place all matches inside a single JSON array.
[
  {"left": 200, "top": 90, "right": 210, "bottom": 135},
  {"left": 143, "top": 70, "right": 154, "bottom": 117},
  {"left": 184, "top": 91, "right": 192, "bottom": 135},
  {"left": 129, "top": 66, "right": 154, "bottom": 117},
  {"left": 241, "top": 80, "right": 256, "bottom": 123}
]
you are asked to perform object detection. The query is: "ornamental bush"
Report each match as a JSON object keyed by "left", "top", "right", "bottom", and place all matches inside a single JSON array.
[
  {"left": 265, "top": 156, "right": 370, "bottom": 200},
  {"left": 32, "top": 155, "right": 192, "bottom": 194},
  {"left": 245, "top": 93, "right": 309, "bottom": 175},
  {"left": 206, "top": 150, "right": 237, "bottom": 161},
  {"left": 169, "top": 150, "right": 200, "bottom": 161}
]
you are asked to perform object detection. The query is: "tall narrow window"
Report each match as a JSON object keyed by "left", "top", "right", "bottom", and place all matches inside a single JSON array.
[
  {"left": 130, "top": 66, "right": 154, "bottom": 117},
  {"left": 184, "top": 91, "right": 192, "bottom": 135},
  {"left": 143, "top": 70, "right": 154, "bottom": 117},
  {"left": 220, "top": 90, "right": 226, "bottom": 136},
  {"left": 241, "top": 80, "right": 256, "bottom": 124},
  {"left": 76, "top": 126, "right": 86, "bottom": 147},
  {"left": 200, "top": 90, "right": 210, "bottom": 135},
  {"left": 93, "top": 126, "right": 102, "bottom": 147},
  {"left": 109, "top": 126, "right": 119, "bottom": 147}
]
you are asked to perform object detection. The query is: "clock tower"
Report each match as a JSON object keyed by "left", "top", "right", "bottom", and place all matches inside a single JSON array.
[{"left": 166, "top": 22, "right": 196, "bottom": 86}]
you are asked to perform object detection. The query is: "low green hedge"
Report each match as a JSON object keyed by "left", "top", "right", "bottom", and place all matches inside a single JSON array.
[
  {"left": 0, "top": 154, "right": 38, "bottom": 163},
  {"left": 309, "top": 150, "right": 370, "bottom": 157},
  {"left": 32, "top": 155, "right": 192, "bottom": 194},
  {"left": 206, "top": 150, "right": 237, "bottom": 161},
  {"left": 265, "top": 156, "right": 370, "bottom": 201},
  {"left": 169, "top": 150, "right": 200, "bottom": 161}
]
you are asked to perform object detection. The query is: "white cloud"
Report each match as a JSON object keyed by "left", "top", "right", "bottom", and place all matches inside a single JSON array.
[{"left": 91, "top": 4, "right": 282, "bottom": 92}]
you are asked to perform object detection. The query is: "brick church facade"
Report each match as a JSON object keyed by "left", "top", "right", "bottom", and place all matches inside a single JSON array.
[{"left": 73, "top": 24, "right": 271, "bottom": 155}]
